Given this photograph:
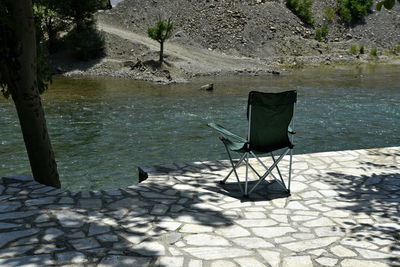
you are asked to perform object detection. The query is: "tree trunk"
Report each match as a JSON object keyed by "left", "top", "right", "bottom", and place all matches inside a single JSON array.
[
  {"left": 159, "top": 41, "right": 164, "bottom": 64},
  {"left": 9, "top": 0, "right": 61, "bottom": 188}
]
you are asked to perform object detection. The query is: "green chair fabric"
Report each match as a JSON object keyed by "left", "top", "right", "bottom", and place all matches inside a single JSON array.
[{"left": 247, "top": 91, "right": 296, "bottom": 153}]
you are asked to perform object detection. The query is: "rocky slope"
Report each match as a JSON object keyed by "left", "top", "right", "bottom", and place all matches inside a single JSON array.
[
  {"left": 100, "top": 0, "right": 399, "bottom": 55},
  {"left": 57, "top": 0, "right": 400, "bottom": 83}
]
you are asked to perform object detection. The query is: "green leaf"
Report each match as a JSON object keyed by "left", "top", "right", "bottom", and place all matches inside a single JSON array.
[
  {"left": 384, "top": 0, "right": 396, "bottom": 9},
  {"left": 377, "top": 0, "right": 397, "bottom": 10}
]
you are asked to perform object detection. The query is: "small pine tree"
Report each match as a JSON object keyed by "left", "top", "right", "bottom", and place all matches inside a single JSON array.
[{"left": 148, "top": 18, "right": 174, "bottom": 64}]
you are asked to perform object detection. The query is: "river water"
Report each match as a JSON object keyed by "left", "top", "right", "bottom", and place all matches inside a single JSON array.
[{"left": 1, "top": 65, "right": 399, "bottom": 190}]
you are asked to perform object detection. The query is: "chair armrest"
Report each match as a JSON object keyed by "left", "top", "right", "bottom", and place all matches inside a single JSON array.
[
  {"left": 207, "top": 123, "right": 247, "bottom": 142},
  {"left": 288, "top": 126, "right": 296, "bottom": 135}
]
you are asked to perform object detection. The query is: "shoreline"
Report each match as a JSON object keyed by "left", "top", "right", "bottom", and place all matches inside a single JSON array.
[{"left": 54, "top": 53, "right": 400, "bottom": 84}]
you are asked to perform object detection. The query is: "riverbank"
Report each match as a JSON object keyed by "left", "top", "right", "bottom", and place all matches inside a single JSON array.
[{"left": 52, "top": 42, "right": 400, "bottom": 84}]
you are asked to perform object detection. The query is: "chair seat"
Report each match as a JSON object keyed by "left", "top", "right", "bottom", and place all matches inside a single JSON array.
[{"left": 221, "top": 137, "right": 293, "bottom": 154}]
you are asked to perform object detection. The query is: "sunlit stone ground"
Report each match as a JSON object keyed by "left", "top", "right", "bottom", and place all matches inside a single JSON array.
[{"left": 0, "top": 147, "right": 399, "bottom": 266}]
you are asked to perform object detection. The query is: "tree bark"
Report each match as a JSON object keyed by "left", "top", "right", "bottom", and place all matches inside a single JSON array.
[
  {"left": 8, "top": 0, "right": 61, "bottom": 188},
  {"left": 159, "top": 41, "right": 164, "bottom": 64}
]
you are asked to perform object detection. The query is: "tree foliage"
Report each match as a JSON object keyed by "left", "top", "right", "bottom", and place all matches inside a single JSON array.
[
  {"left": 337, "top": 0, "right": 373, "bottom": 23},
  {"left": 148, "top": 18, "right": 175, "bottom": 44},
  {"left": 376, "top": 0, "right": 400, "bottom": 10},
  {"left": 60, "top": 0, "right": 101, "bottom": 31},
  {"left": 147, "top": 18, "right": 175, "bottom": 63},
  {"left": 286, "top": 0, "right": 315, "bottom": 26},
  {"left": 33, "top": 0, "right": 69, "bottom": 53}
]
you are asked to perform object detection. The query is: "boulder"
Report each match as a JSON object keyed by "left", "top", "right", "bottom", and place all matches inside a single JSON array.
[{"left": 200, "top": 83, "right": 214, "bottom": 91}]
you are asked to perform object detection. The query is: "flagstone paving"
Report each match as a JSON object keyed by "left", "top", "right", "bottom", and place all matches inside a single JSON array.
[{"left": 0, "top": 147, "right": 399, "bottom": 266}]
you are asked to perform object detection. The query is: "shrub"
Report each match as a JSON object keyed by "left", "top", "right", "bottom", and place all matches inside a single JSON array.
[
  {"left": 315, "top": 23, "right": 329, "bottom": 42},
  {"left": 359, "top": 44, "right": 365, "bottom": 54},
  {"left": 395, "top": 44, "right": 400, "bottom": 54},
  {"left": 286, "top": 0, "right": 315, "bottom": 26},
  {"left": 350, "top": 44, "right": 358, "bottom": 55},
  {"left": 386, "top": 50, "right": 395, "bottom": 56},
  {"left": 370, "top": 47, "right": 378, "bottom": 57},
  {"left": 337, "top": 0, "right": 373, "bottom": 23},
  {"left": 324, "top": 7, "right": 336, "bottom": 21}
]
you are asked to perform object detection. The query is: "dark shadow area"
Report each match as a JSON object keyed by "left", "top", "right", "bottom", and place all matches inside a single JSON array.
[
  {"left": 207, "top": 180, "right": 290, "bottom": 202},
  {"left": 51, "top": 25, "right": 106, "bottom": 75},
  {"left": 143, "top": 158, "right": 291, "bottom": 203}
]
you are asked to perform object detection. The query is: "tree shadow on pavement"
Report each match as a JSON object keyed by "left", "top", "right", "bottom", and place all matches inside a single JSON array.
[
  {"left": 0, "top": 173, "right": 237, "bottom": 267},
  {"left": 318, "top": 152, "right": 400, "bottom": 266}
]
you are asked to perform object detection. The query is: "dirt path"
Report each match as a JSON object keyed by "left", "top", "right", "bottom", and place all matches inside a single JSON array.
[{"left": 97, "top": 23, "right": 271, "bottom": 75}]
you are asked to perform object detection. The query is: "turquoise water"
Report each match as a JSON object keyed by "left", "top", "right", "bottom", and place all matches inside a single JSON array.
[{"left": 1, "top": 65, "right": 399, "bottom": 190}]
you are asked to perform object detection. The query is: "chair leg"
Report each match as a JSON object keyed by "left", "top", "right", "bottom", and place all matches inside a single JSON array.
[
  {"left": 270, "top": 152, "right": 288, "bottom": 191},
  {"left": 248, "top": 162, "right": 262, "bottom": 179},
  {"left": 221, "top": 156, "right": 245, "bottom": 184},
  {"left": 222, "top": 145, "right": 245, "bottom": 195},
  {"left": 248, "top": 149, "right": 290, "bottom": 195},
  {"left": 244, "top": 152, "right": 249, "bottom": 197},
  {"left": 251, "top": 151, "right": 281, "bottom": 183},
  {"left": 287, "top": 148, "right": 293, "bottom": 194},
  {"left": 221, "top": 145, "right": 245, "bottom": 183},
  {"left": 221, "top": 143, "right": 235, "bottom": 183}
]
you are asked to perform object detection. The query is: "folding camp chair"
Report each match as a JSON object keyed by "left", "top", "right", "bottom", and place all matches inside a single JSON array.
[{"left": 208, "top": 90, "right": 297, "bottom": 197}]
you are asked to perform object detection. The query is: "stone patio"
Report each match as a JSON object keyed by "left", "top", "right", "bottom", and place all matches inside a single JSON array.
[{"left": 0, "top": 147, "right": 399, "bottom": 267}]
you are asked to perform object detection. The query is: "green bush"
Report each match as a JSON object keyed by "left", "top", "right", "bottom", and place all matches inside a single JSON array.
[
  {"left": 359, "top": 44, "right": 365, "bottom": 54},
  {"left": 395, "top": 44, "right": 400, "bottom": 54},
  {"left": 337, "top": 0, "right": 373, "bottom": 23},
  {"left": 315, "top": 23, "right": 329, "bottom": 42},
  {"left": 286, "top": 0, "right": 315, "bottom": 25},
  {"left": 370, "top": 47, "right": 378, "bottom": 57},
  {"left": 324, "top": 7, "right": 336, "bottom": 21},
  {"left": 386, "top": 50, "right": 395, "bottom": 56},
  {"left": 350, "top": 44, "right": 358, "bottom": 55},
  {"left": 68, "top": 24, "right": 105, "bottom": 61}
]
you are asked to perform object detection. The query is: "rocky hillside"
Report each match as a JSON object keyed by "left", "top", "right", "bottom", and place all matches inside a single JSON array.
[
  {"left": 58, "top": 0, "right": 399, "bottom": 82},
  {"left": 99, "top": 0, "right": 400, "bottom": 58}
]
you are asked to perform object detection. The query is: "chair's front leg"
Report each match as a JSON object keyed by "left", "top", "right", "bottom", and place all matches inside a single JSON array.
[
  {"left": 270, "top": 152, "right": 287, "bottom": 190},
  {"left": 251, "top": 151, "right": 280, "bottom": 182},
  {"left": 248, "top": 149, "right": 290, "bottom": 195},
  {"left": 222, "top": 144, "right": 245, "bottom": 195},
  {"left": 288, "top": 148, "right": 293, "bottom": 193},
  {"left": 244, "top": 152, "right": 249, "bottom": 197}
]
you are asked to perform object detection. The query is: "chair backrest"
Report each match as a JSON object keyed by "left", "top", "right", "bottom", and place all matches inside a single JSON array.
[{"left": 247, "top": 90, "right": 297, "bottom": 153}]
